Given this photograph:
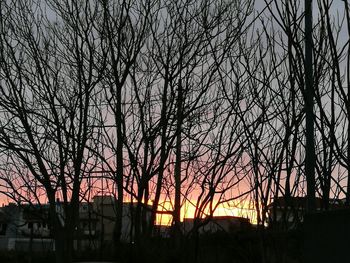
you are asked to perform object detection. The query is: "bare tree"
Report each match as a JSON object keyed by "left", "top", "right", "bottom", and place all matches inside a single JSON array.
[{"left": 0, "top": 1, "right": 104, "bottom": 262}]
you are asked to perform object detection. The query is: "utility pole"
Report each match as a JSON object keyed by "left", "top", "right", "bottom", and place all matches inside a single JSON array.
[{"left": 304, "top": 0, "right": 316, "bottom": 212}]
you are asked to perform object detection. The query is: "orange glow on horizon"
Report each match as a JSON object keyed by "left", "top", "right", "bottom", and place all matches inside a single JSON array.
[
  {"left": 156, "top": 200, "right": 257, "bottom": 226},
  {"left": 0, "top": 194, "right": 257, "bottom": 225}
]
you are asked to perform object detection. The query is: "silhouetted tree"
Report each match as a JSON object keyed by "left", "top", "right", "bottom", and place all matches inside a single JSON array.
[{"left": 0, "top": 1, "right": 105, "bottom": 262}]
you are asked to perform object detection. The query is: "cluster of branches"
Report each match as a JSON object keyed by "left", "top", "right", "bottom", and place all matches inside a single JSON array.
[
  {"left": 0, "top": 0, "right": 350, "bottom": 262},
  {"left": 249, "top": 0, "right": 350, "bottom": 227}
]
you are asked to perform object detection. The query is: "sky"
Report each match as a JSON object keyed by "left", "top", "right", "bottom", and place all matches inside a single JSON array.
[{"left": 0, "top": 0, "right": 349, "bottom": 225}]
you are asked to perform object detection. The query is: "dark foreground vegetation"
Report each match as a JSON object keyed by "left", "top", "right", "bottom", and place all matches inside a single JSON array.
[
  {"left": 2, "top": 208, "right": 349, "bottom": 263},
  {"left": 3, "top": 208, "right": 350, "bottom": 263},
  {"left": 0, "top": 229, "right": 302, "bottom": 263}
]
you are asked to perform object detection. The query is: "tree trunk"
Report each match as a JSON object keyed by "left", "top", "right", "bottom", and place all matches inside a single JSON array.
[
  {"left": 345, "top": 1, "right": 350, "bottom": 207},
  {"left": 173, "top": 78, "right": 183, "bottom": 246},
  {"left": 50, "top": 207, "right": 74, "bottom": 263},
  {"left": 134, "top": 188, "right": 143, "bottom": 243},
  {"left": 148, "top": 78, "right": 169, "bottom": 236},
  {"left": 54, "top": 229, "right": 74, "bottom": 263},
  {"left": 28, "top": 223, "right": 33, "bottom": 263},
  {"left": 113, "top": 78, "right": 124, "bottom": 262}
]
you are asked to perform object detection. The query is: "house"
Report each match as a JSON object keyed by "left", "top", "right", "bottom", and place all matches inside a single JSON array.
[
  {"left": 0, "top": 203, "right": 54, "bottom": 251},
  {"left": 0, "top": 204, "right": 14, "bottom": 249},
  {"left": 92, "top": 195, "right": 152, "bottom": 243},
  {"left": 0, "top": 196, "right": 153, "bottom": 251},
  {"left": 153, "top": 224, "right": 172, "bottom": 238},
  {"left": 183, "top": 215, "right": 251, "bottom": 235},
  {"left": 267, "top": 196, "right": 345, "bottom": 229},
  {"left": 92, "top": 195, "right": 116, "bottom": 243},
  {"left": 74, "top": 202, "right": 99, "bottom": 250},
  {"left": 18, "top": 204, "right": 53, "bottom": 251}
]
